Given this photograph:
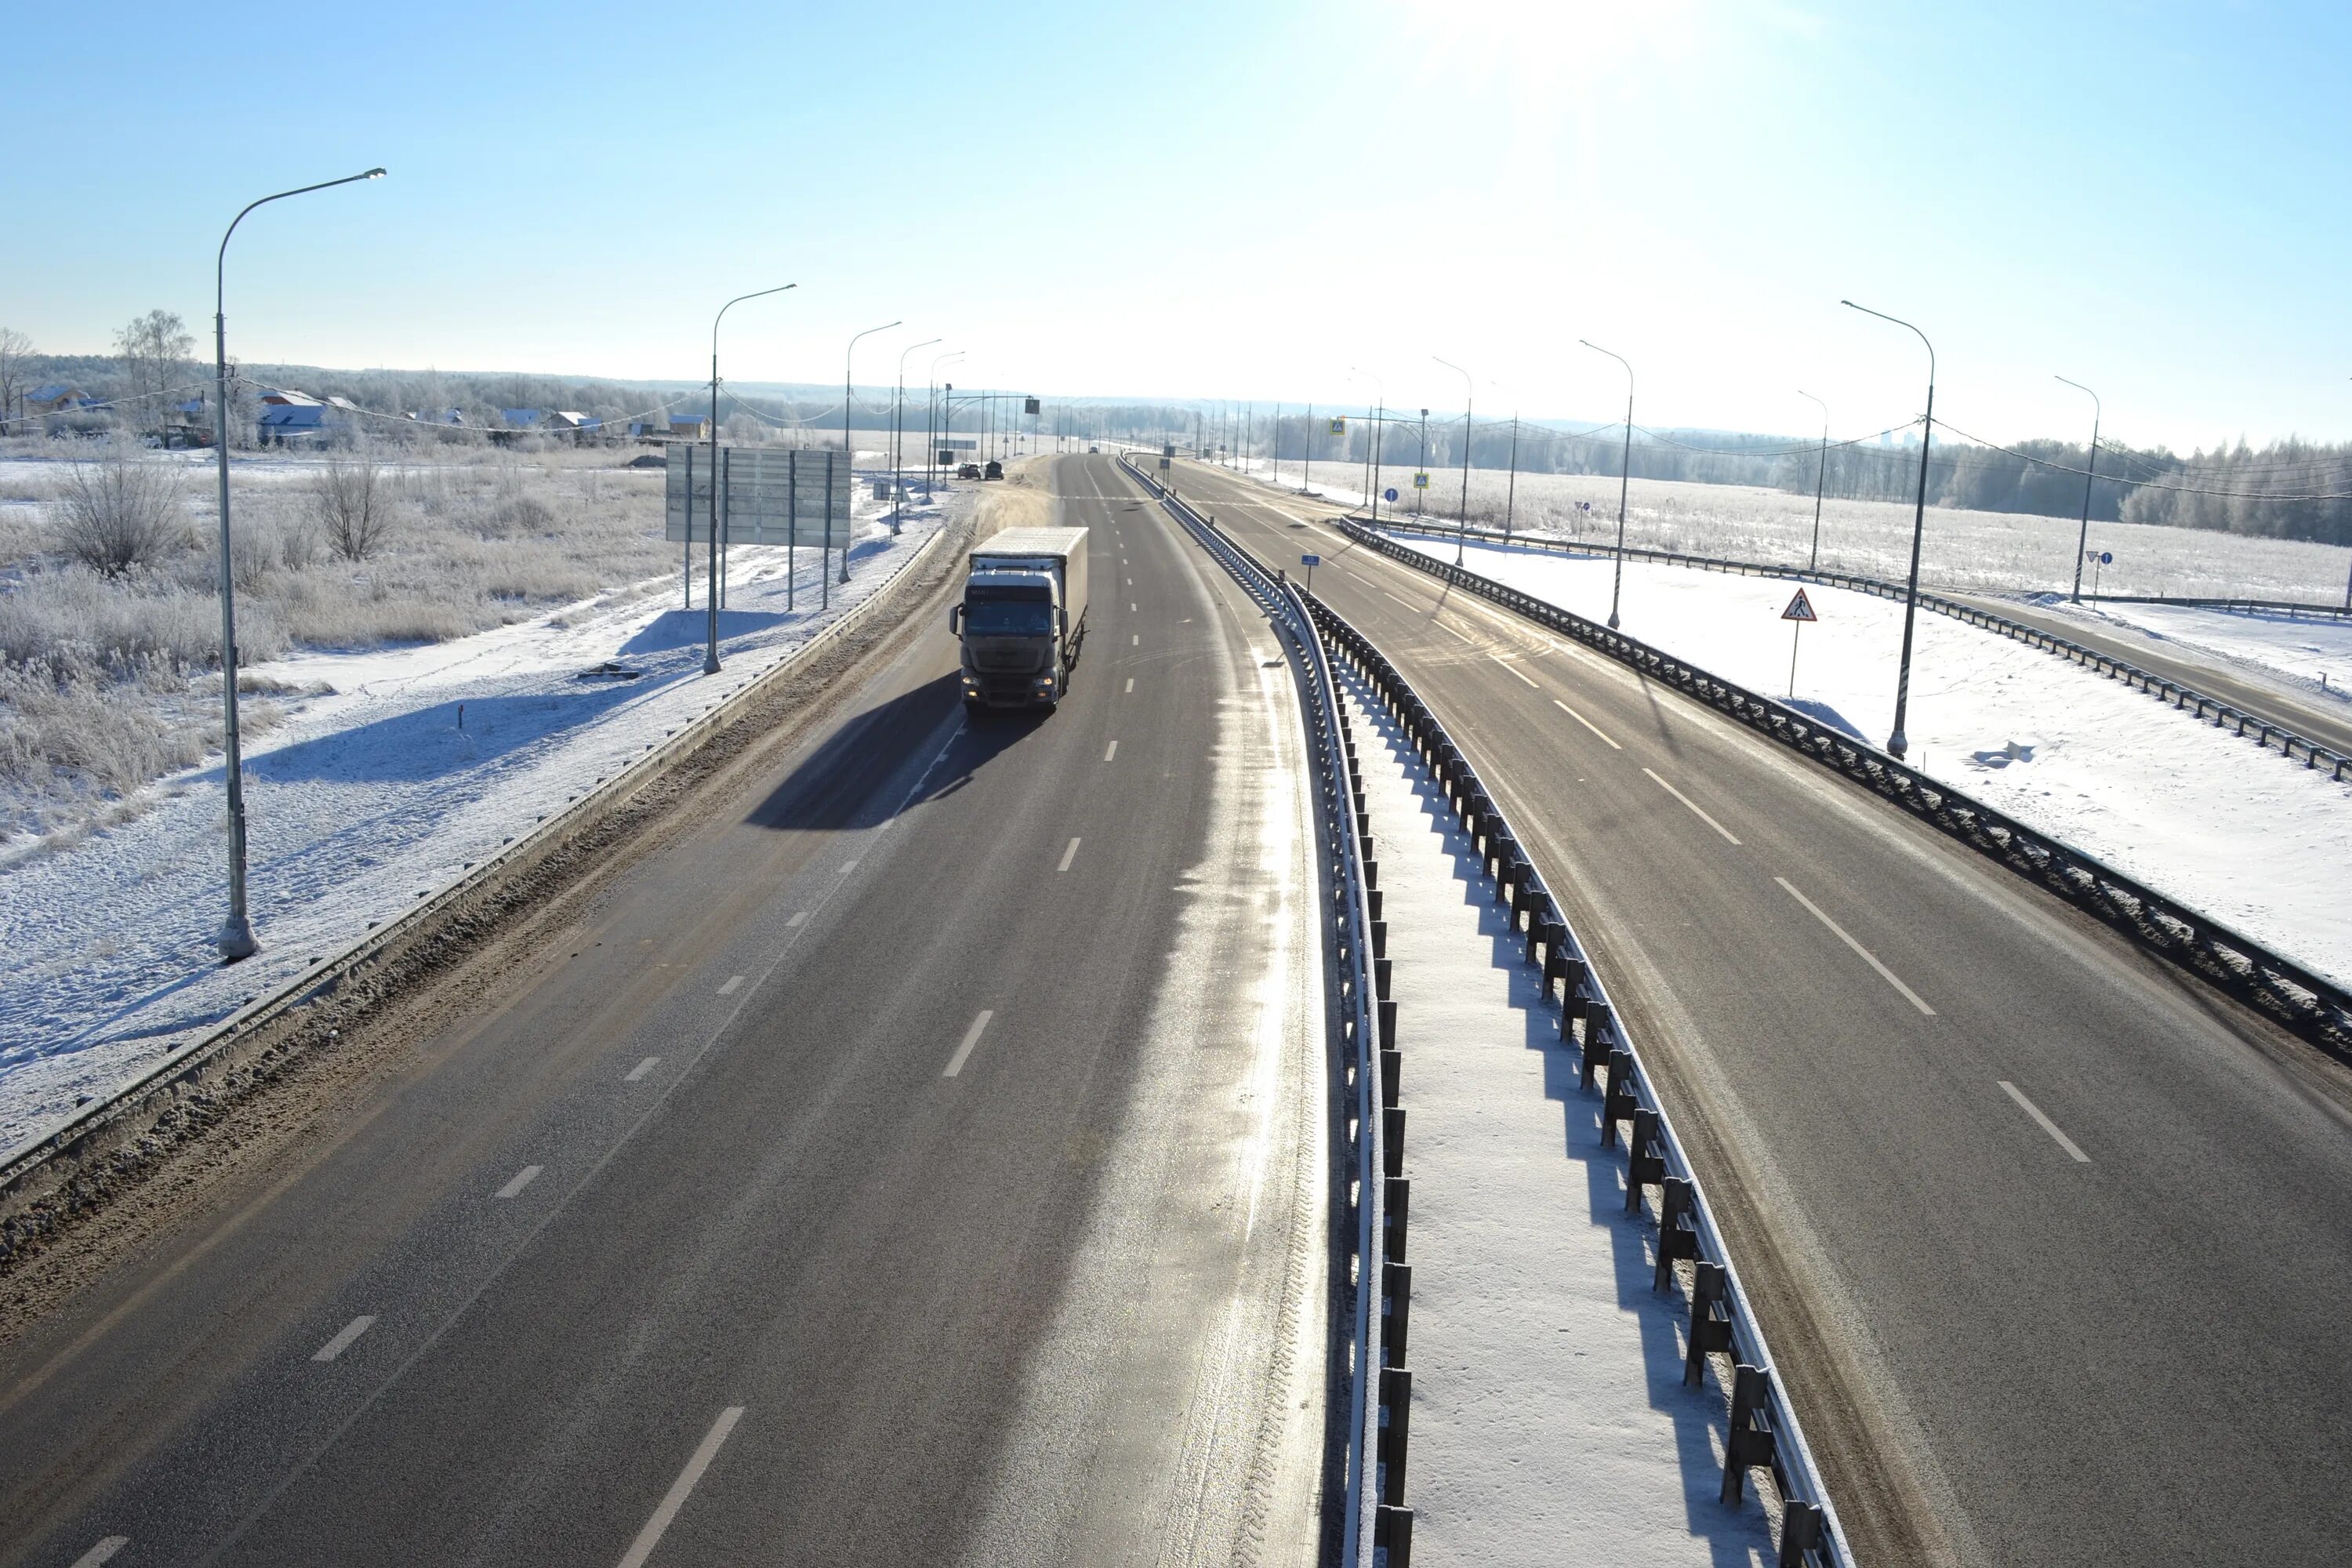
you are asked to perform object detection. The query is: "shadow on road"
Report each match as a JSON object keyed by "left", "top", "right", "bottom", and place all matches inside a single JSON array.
[{"left": 742, "top": 673, "right": 1041, "bottom": 835}]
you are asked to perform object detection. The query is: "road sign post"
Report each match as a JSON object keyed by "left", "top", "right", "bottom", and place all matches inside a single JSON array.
[
  {"left": 2087, "top": 548, "right": 2112, "bottom": 601},
  {"left": 1301, "top": 551, "right": 1320, "bottom": 593},
  {"left": 1781, "top": 586, "right": 1819, "bottom": 699}
]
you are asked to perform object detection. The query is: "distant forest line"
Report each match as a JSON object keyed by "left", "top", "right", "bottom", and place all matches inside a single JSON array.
[{"left": 10, "top": 350, "right": 2348, "bottom": 549}]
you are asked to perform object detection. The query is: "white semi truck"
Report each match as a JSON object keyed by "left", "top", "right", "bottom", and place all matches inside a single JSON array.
[{"left": 951, "top": 527, "right": 1091, "bottom": 711}]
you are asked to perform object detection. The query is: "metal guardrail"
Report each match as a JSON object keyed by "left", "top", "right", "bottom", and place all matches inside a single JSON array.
[
  {"left": 1366, "top": 518, "right": 2352, "bottom": 782},
  {"left": 0, "top": 521, "right": 959, "bottom": 1228},
  {"left": 1120, "top": 456, "right": 1393, "bottom": 1564},
  {"left": 1340, "top": 519, "right": 2352, "bottom": 1060},
  {"left": 1309, "top": 587, "right": 1853, "bottom": 1568}
]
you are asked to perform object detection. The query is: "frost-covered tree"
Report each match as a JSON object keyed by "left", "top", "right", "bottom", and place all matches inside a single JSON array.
[{"left": 113, "top": 310, "right": 197, "bottom": 429}]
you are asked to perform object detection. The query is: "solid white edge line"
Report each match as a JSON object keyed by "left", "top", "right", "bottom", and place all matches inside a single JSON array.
[
  {"left": 1487, "top": 653, "right": 1541, "bottom": 688},
  {"left": 615, "top": 1405, "right": 747, "bottom": 1568},
  {"left": 70, "top": 1537, "right": 129, "bottom": 1566},
  {"left": 1774, "top": 877, "right": 1938, "bottom": 1016},
  {"left": 717, "top": 975, "right": 745, "bottom": 996},
  {"left": 944, "top": 1009, "right": 995, "bottom": 1078},
  {"left": 1551, "top": 697, "right": 1623, "bottom": 750},
  {"left": 1058, "top": 837, "right": 1081, "bottom": 873},
  {"left": 625, "top": 1057, "right": 660, "bottom": 1083},
  {"left": 1641, "top": 767, "right": 1743, "bottom": 844},
  {"left": 495, "top": 1165, "right": 543, "bottom": 1200},
  {"left": 312, "top": 1315, "right": 377, "bottom": 1363},
  {"left": 1998, "top": 1080, "right": 2092, "bottom": 1163}
]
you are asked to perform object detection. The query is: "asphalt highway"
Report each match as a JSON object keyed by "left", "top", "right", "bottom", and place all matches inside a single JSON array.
[
  {"left": 1183, "top": 460, "right": 2352, "bottom": 1568},
  {"left": 0, "top": 456, "right": 1331, "bottom": 1567}
]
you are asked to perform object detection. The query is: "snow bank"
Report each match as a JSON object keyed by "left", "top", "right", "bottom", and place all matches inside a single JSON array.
[
  {"left": 0, "top": 488, "right": 958, "bottom": 1157},
  {"left": 1386, "top": 532, "right": 2352, "bottom": 989},
  {"left": 2052, "top": 598, "right": 2352, "bottom": 708}
]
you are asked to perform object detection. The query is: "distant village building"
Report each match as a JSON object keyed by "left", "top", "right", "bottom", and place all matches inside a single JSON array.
[
  {"left": 500, "top": 408, "right": 543, "bottom": 428},
  {"left": 255, "top": 388, "right": 357, "bottom": 445},
  {"left": 26, "top": 384, "right": 95, "bottom": 415},
  {"left": 668, "top": 416, "right": 709, "bottom": 441}
]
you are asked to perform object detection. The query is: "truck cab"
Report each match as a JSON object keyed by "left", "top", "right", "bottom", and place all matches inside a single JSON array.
[{"left": 950, "top": 528, "right": 1089, "bottom": 712}]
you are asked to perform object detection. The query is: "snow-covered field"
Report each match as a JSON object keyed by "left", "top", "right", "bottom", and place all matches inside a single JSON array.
[
  {"left": 0, "top": 486, "right": 961, "bottom": 1158},
  {"left": 1384, "top": 532, "right": 2352, "bottom": 989},
  {"left": 1227, "top": 456, "right": 2352, "bottom": 604}
]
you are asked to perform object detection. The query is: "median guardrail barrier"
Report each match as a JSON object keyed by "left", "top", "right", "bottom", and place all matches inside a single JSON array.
[
  {"left": 1363, "top": 517, "right": 2351, "bottom": 782},
  {"left": 1341, "top": 518, "right": 2352, "bottom": 1060}
]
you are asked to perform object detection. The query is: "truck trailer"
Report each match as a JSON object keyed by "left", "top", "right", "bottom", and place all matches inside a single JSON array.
[{"left": 951, "top": 527, "right": 1091, "bottom": 711}]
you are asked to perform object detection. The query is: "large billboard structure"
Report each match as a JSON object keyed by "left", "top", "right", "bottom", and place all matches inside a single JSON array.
[{"left": 664, "top": 445, "right": 851, "bottom": 547}]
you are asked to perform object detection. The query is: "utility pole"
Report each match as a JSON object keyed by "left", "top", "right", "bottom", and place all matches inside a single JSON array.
[
  {"left": 1843, "top": 299, "right": 1936, "bottom": 760},
  {"left": 1435, "top": 358, "right": 1472, "bottom": 564},
  {"left": 892, "top": 336, "right": 940, "bottom": 534},
  {"left": 2057, "top": 375, "right": 2100, "bottom": 603},
  {"left": 1305, "top": 403, "right": 1314, "bottom": 493},
  {"left": 1504, "top": 413, "right": 1519, "bottom": 541},
  {"left": 841, "top": 320, "right": 899, "bottom": 587},
  {"left": 710, "top": 285, "right": 797, "bottom": 673},
  {"left": 1798, "top": 390, "right": 1829, "bottom": 571}
]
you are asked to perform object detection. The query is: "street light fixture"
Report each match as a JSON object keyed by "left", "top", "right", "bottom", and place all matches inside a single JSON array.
[
  {"left": 1796, "top": 389, "right": 1830, "bottom": 570},
  {"left": 707, "top": 284, "right": 796, "bottom": 673},
  {"left": 2056, "top": 375, "right": 2101, "bottom": 604},
  {"left": 1489, "top": 378, "right": 1519, "bottom": 543},
  {"left": 893, "top": 336, "right": 942, "bottom": 533},
  {"left": 1579, "top": 339, "right": 1635, "bottom": 629},
  {"left": 840, "top": 320, "right": 901, "bottom": 590},
  {"left": 1434, "top": 357, "right": 1474, "bottom": 564},
  {"left": 210, "top": 165, "right": 385, "bottom": 962},
  {"left": 1842, "top": 299, "right": 1936, "bottom": 760},
  {"left": 1348, "top": 367, "right": 1384, "bottom": 524}
]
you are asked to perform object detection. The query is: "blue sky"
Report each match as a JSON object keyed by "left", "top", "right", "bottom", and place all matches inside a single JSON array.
[{"left": 4, "top": 1, "right": 2346, "bottom": 452}]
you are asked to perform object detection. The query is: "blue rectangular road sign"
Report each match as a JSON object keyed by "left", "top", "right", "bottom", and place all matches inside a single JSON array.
[{"left": 1301, "top": 554, "right": 1321, "bottom": 566}]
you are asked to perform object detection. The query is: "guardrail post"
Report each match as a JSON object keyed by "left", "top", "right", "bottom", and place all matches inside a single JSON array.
[
  {"left": 1602, "top": 1048, "right": 1638, "bottom": 1148},
  {"left": 1374, "top": 1503, "right": 1414, "bottom": 1568},
  {"left": 1381, "top": 1260, "right": 1412, "bottom": 1366},
  {"left": 1378, "top": 1366, "right": 1412, "bottom": 1504},
  {"left": 1627, "top": 1105, "right": 1664, "bottom": 1214},
  {"left": 1686, "top": 1260, "right": 1731, "bottom": 1385},
  {"left": 1722, "top": 1363, "right": 1777, "bottom": 1505},
  {"left": 1578, "top": 996, "right": 1612, "bottom": 1087},
  {"left": 1653, "top": 1175, "right": 1700, "bottom": 1290},
  {"left": 1384, "top": 1176, "right": 1410, "bottom": 1264},
  {"left": 1778, "top": 1499, "right": 1824, "bottom": 1568},
  {"left": 1383, "top": 1105, "right": 1406, "bottom": 1179}
]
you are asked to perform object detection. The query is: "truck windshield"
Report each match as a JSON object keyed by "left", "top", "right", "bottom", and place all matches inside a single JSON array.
[{"left": 965, "top": 597, "right": 1054, "bottom": 637}]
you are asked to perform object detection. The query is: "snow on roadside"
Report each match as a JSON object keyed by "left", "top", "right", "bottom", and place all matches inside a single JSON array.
[
  {"left": 1385, "top": 531, "right": 2352, "bottom": 988},
  {"left": 1345, "top": 674, "right": 1780, "bottom": 1566},
  {"left": 0, "top": 488, "right": 963, "bottom": 1158}
]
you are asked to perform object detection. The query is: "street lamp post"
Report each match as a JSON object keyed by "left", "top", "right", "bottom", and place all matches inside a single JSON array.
[
  {"left": 1349, "top": 368, "right": 1383, "bottom": 523},
  {"left": 892, "top": 336, "right": 941, "bottom": 533},
  {"left": 210, "top": 165, "right": 385, "bottom": 961},
  {"left": 1842, "top": 299, "right": 1936, "bottom": 760},
  {"left": 1580, "top": 340, "right": 1635, "bottom": 629},
  {"left": 2056, "top": 375, "right": 2101, "bottom": 603},
  {"left": 708, "top": 284, "right": 797, "bottom": 674},
  {"left": 840, "top": 320, "right": 900, "bottom": 590},
  {"left": 1797, "top": 389, "right": 1830, "bottom": 570},
  {"left": 927, "top": 350, "right": 963, "bottom": 495},
  {"left": 1417, "top": 408, "right": 1428, "bottom": 517},
  {"left": 1435, "top": 357, "right": 1474, "bottom": 564}
]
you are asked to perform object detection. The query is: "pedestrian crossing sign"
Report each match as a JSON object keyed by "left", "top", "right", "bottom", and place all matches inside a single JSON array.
[
  {"left": 1329, "top": 417, "right": 1346, "bottom": 434},
  {"left": 1413, "top": 472, "right": 1429, "bottom": 489},
  {"left": 1781, "top": 588, "right": 1819, "bottom": 622}
]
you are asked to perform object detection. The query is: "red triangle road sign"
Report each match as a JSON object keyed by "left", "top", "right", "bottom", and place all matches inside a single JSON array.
[{"left": 1781, "top": 588, "right": 1819, "bottom": 622}]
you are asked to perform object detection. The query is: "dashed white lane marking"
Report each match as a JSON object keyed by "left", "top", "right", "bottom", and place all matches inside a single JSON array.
[
  {"left": 1132, "top": 633, "right": 1140, "bottom": 645},
  {"left": 1381, "top": 590, "right": 1421, "bottom": 611},
  {"left": 1058, "top": 837, "right": 1082, "bottom": 873},
  {"left": 69, "top": 1537, "right": 129, "bottom": 1566},
  {"left": 1131, "top": 601, "right": 1137, "bottom": 612},
  {"left": 944, "top": 1010, "right": 995, "bottom": 1078},
  {"left": 1552, "top": 697, "right": 1623, "bottom": 750},
  {"left": 616, "top": 1406, "right": 747, "bottom": 1568},
  {"left": 1124, "top": 677, "right": 1134, "bottom": 693},
  {"left": 839, "top": 860, "right": 858, "bottom": 873},
  {"left": 1775, "top": 877, "right": 1937, "bottom": 1016},
  {"left": 625, "top": 1057, "right": 660, "bottom": 1082},
  {"left": 495, "top": 1165, "right": 543, "bottom": 1200},
  {"left": 787, "top": 912, "right": 808, "bottom": 927},
  {"left": 1489, "top": 654, "right": 1541, "bottom": 688},
  {"left": 1999, "top": 1081, "right": 2092, "bottom": 1163},
  {"left": 312, "top": 1316, "right": 377, "bottom": 1363},
  {"left": 1433, "top": 618, "right": 1476, "bottom": 644},
  {"left": 1642, "top": 768, "right": 1742, "bottom": 844},
  {"left": 717, "top": 975, "right": 745, "bottom": 996},
  {"left": 1103, "top": 740, "right": 1119, "bottom": 761}
]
